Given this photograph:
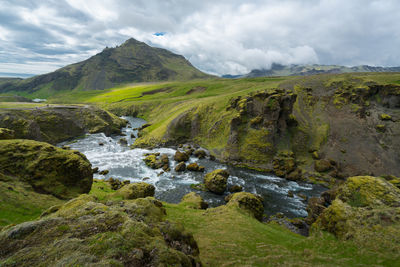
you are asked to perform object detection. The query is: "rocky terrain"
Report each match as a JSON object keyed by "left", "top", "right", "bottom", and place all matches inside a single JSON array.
[
  {"left": 1, "top": 49, "right": 400, "bottom": 265},
  {"left": 0, "top": 105, "right": 127, "bottom": 144},
  {"left": 126, "top": 75, "right": 400, "bottom": 188}
]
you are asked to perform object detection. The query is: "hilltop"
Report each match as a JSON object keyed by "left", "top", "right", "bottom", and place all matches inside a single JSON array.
[{"left": 0, "top": 38, "right": 211, "bottom": 95}]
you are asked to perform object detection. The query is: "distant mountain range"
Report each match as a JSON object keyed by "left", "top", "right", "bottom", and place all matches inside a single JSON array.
[
  {"left": 0, "top": 38, "right": 211, "bottom": 94},
  {"left": 222, "top": 63, "right": 400, "bottom": 78}
]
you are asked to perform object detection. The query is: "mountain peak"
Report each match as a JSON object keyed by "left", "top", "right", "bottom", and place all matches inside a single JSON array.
[{"left": 0, "top": 38, "right": 211, "bottom": 93}]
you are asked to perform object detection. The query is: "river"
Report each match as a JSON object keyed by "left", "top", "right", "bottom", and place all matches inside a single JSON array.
[{"left": 59, "top": 116, "right": 326, "bottom": 218}]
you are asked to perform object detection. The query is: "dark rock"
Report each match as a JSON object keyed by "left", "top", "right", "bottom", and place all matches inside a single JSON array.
[
  {"left": 175, "top": 162, "right": 186, "bottom": 172},
  {"left": 99, "top": 170, "right": 109, "bottom": 175},
  {"left": 118, "top": 138, "right": 128, "bottom": 146},
  {"left": 92, "top": 167, "right": 99, "bottom": 174},
  {"left": 228, "top": 185, "right": 243, "bottom": 193},
  {"left": 193, "top": 149, "right": 207, "bottom": 159},
  {"left": 174, "top": 151, "right": 189, "bottom": 162}
]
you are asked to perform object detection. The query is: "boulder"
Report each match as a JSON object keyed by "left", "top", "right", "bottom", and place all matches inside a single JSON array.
[
  {"left": 0, "top": 195, "right": 201, "bottom": 266},
  {"left": 226, "top": 192, "right": 264, "bottom": 221},
  {"left": 174, "top": 151, "right": 189, "bottom": 162},
  {"left": 312, "top": 176, "right": 400, "bottom": 240},
  {"left": 193, "top": 149, "right": 207, "bottom": 159},
  {"left": 228, "top": 185, "right": 243, "bottom": 193},
  {"left": 272, "top": 151, "right": 296, "bottom": 177},
  {"left": 187, "top": 162, "right": 205, "bottom": 172},
  {"left": 204, "top": 169, "right": 229, "bottom": 194},
  {"left": 175, "top": 162, "right": 186, "bottom": 172},
  {"left": 114, "top": 182, "right": 155, "bottom": 199},
  {"left": 107, "top": 177, "right": 127, "bottom": 190},
  {"left": 0, "top": 128, "right": 15, "bottom": 140},
  {"left": 181, "top": 192, "right": 208, "bottom": 209},
  {"left": 0, "top": 139, "right": 92, "bottom": 199},
  {"left": 143, "top": 154, "right": 164, "bottom": 169},
  {"left": 118, "top": 138, "right": 128, "bottom": 145},
  {"left": 99, "top": 170, "right": 109, "bottom": 175}
]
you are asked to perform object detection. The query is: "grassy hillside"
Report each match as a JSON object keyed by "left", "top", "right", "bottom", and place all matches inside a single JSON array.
[
  {"left": 0, "top": 38, "right": 212, "bottom": 96},
  {"left": 36, "top": 73, "right": 400, "bottom": 185},
  {"left": 89, "top": 180, "right": 400, "bottom": 266}
]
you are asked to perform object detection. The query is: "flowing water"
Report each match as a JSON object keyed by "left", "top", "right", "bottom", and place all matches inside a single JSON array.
[{"left": 59, "top": 116, "right": 326, "bottom": 218}]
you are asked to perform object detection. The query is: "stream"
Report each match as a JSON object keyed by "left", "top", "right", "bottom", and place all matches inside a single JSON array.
[{"left": 59, "top": 116, "right": 326, "bottom": 218}]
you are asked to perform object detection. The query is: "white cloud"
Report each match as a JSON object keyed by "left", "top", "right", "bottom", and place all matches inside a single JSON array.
[{"left": 0, "top": 0, "right": 400, "bottom": 76}]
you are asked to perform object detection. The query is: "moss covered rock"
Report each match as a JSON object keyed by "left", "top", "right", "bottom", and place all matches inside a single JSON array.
[
  {"left": 314, "top": 159, "right": 333, "bottom": 172},
  {"left": 272, "top": 151, "right": 296, "bottom": 177},
  {"left": 204, "top": 169, "right": 229, "bottom": 194},
  {"left": 312, "top": 176, "right": 400, "bottom": 242},
  {"left": 0, "top": 128, "right": 14, "bottom": 140},
  {"left": 193, "top": 149, "right": 206, "bottom": 159},
  {"left": 226, "top": 192, "right": 264, "bottom": 221},
  {"left": 181, "top": 192, "right": 208, "bottom": 209},
  {"left": 0, "top": 139, "right": 92, "bottom": 199},
  {"left": 174, "top": 150, "right": 189, "bottom": 162},
  {"left": 0, "top": 106, "right": 127, "bottom": 144},
  {"left": 0, "top": 195, "right": 201, "bottom": 266},
  {"left": 114, "top": 182, "right": 155, "bottom": 200},
  {"left": 175, "top": 162, "right": 186, "bottom": 172},
  {"left": 143, "top": 153, "right": 169, "bottom": 170},
  {"left": 187, "top": 162, "right": 204, "bottom": 172},
  {"left": 337, "top": 176, "right": 400, "bottom": 207}
]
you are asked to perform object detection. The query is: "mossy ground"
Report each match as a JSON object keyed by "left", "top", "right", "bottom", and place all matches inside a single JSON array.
[
  {"left": 164, "top": 201, "right": 398, "bottom": 266},
  {"left": 0, "top": 174, "right": 64, "bottom": 227}
]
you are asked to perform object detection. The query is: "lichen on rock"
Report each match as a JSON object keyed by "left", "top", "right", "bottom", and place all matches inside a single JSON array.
[
  {"left": 226, "top": 192, "right": 264, "bottom": 221},
  {"left": 113, "top": 182, "right": 155, "bottom": 200},
  {"left": 0, "top": 139, "right": 93, "bottom": 199},
  {"left": 0, "top": 194, "right": 201, "bottom": 266},
  {"left": 204, "top": 169, "right": 229, "bottom": 194}
]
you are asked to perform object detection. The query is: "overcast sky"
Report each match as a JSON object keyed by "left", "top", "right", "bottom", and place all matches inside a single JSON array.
[{"left": 1, "top": 0, "right": 400, "bottom": 77}]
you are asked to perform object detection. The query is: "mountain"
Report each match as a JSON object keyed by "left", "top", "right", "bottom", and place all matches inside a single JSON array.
[
  {"left": 224, "top": 63, "right": 400, "bottom": 78},
  {"left": 0, "top": 38, "right": 211, "bottom": 94}
]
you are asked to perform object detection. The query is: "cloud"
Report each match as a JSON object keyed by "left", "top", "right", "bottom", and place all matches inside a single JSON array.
[{"left": 0, "top": 0, "right": 400, "bottom": 77}]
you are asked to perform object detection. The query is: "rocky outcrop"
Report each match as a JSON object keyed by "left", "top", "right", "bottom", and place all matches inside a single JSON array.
[
  {"left": 312, "top": 176, "right": 400, "bottom": 240},
  {"left": 0, "top": 195, "right": 201, "bottom": 266},
  {"left": 0, "top": 139, "right": 93, "bottom": 199},
  {"left": 181, "top": 192, "right": 208, "bottom": 209},
  {"left": 0, "top": 105, "right": 127, "bottom": 144},
  {"left": 0, "top": 128, "right": 14, "bottom": 140},
  {"left": 226, "top": 192, "right": 264, "bottom": 221},
  {"left": 114, "top": 182, "right": 155, "bottom": 200},
  {"left": 204, "top": 169, "right": 229, "bottom": 194},
  {"left": 225, "top": 89, "right": 297, "bottom": 167},
  {"left": 143, "top": 153, "right": 170, "bottom": 171}
]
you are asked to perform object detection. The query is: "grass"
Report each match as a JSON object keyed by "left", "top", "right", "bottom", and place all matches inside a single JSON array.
[
  {"left": 0, "top": 102, "right": 46, "bottom": 109},
  {"left": 164, "top": 202, "right": 399, "bottom": 266},
  {"left": 0, "top": 176, "right": 64, "bottom": 227}
]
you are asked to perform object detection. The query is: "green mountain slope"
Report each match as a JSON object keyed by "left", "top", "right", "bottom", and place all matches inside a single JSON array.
[{"left": 0, "top": 38, "right": 211, "bottom": 95}]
